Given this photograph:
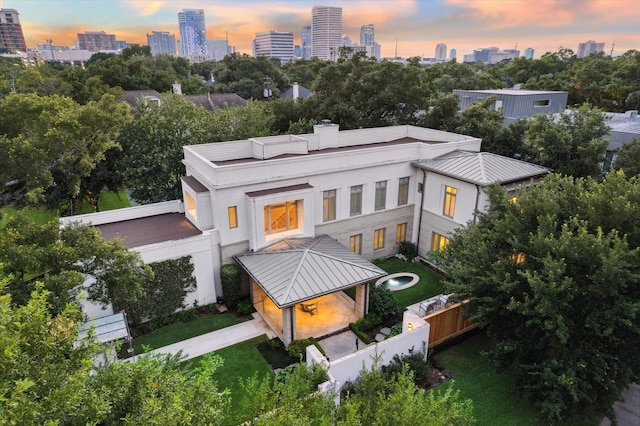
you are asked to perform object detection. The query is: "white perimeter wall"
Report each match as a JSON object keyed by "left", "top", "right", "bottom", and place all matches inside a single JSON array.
[{"left": 307, "top": 310, "right": 430, "bottom": 394}]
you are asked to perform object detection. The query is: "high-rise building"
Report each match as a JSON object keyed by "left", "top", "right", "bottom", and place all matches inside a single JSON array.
[
  {"left": 147, "top": 31, "right": 177, "bottom": 56},
  {"left": 253, "top": 31, "right": 294, "bottom": 63},
  {"left": 359, "top": 24, "right": 381, "bottom": 59},
  {"left": 301, "top": 25, "right": 311, "bottom": 60},
  {"left": 207, "top": 39, "right": 230, "bottom": 61},
  {"left": 311, "top": 6, "right": 342, "bottom": 60},
  {"left": 449, "top": 48, "right": 457, "bottom": 61},
  {"left": 178, "top": 9, "right": 207, "bottom": 61},
  {"left": 435, "top": 43, "right": 447, "bottom": 61},
  {"left": 577, "top": 40, "right": 604, "bottom": 58},
  {"left": 77, "top": 31, "right": 118, "bottom": 52},
  {"left": 524, "top": 47, "right": 534, "bottom": 59},
  {"left": 0, "top": 8, "right": 26, "bottom": 53}
]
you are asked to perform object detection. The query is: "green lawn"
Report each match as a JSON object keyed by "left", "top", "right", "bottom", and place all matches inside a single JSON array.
[
  {"left": 1, "top": 191, "right": 131, "bottom": 229},
  {"left": 186, "top": 336, "right": 273, "bottom": 417},
  {"left": 375, "top": 257, "right": 445, "bottom": 307},
  {"left": 433, "top": 332, "right": 542, "bottom": 426},
  {"left": 126, "top": 313, "right": 248, "bottom": 356}
]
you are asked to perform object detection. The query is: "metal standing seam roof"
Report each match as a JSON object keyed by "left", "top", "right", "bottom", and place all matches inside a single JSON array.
[
  {"left": 234, "top": 235, "right": 386, "bottom": 308},
  {"left": 77, "top": 312, "right": 130, "bottom": 345},
  {"left": 413, "top": 150, "right": 549, "bottom": 186}
]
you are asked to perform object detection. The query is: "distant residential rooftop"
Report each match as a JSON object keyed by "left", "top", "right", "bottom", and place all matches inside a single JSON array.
[
  {"left": 95, "top": 213, "right": 201, "bottom": 248},
  {"left": 455, "top": 89, "right": 568, "bottom": 95}
]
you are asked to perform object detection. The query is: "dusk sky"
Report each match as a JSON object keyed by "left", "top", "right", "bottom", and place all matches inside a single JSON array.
[{"left": 3, "top": 0, "right": 639, "bottom": 59}]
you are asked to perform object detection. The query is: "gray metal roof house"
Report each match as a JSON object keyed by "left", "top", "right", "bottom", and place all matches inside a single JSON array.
[{"left": 453, "top": 89, "right": 568, "bottom": 124}]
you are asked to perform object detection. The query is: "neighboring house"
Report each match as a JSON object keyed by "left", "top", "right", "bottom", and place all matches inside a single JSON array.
[
  {"left": 120, "top": 90, "right": 246, "bottom": 110},
  {"left": 604, "top": 110, "right": 640, "bottom": 166},
  {"left": 281, "top": 82, "right": 312, "bottom": 100},
  {"left": 453, "top": 89, "right": 568, "bottom": 124},
  {"left": 64, "top": 123, "right": 548, "bottom": 344}
]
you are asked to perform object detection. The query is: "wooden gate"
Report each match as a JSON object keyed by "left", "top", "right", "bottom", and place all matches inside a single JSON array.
[{"left": 424, "top": 300, "right": 477, "bottom": 347}]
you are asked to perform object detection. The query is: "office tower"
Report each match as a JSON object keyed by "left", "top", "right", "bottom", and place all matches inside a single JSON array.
[
  {"left": 577, "top": 40, "right": 604, "bottom": 58},
  {"left": 360, "top": 23, "right": 381, "bottom": 59},
  {"left": 311, "top": 6, "right": 342, "bottom": 60},
  {"left": 449, "top": 48, "right": 457, "bottom": 61},
  {"left": 524, "top": 47, "right": 534, "bottom": 59},
  {"left": 77, "top": 31, "right": 118, "bottom": 52},
  {"left": 253, "top": 31, "right": 294, "bottom": 62},
  {"left": 207, "top": 39, "right": 230, "bottom": 61},
  {"left": 0, "top": 8, "right": 26, "bottom": 52},
  {"left": 147, "top": 31, "right": 177, "bottom": 56},
  {"left": 435, "top": 43, "right": 447, "bottom": 61},
  {"left": 301, "top": 25, "right": 311, "bottom": 59},
  {"left": 178, "top": 9, "right": 207, "bottom": 60}
]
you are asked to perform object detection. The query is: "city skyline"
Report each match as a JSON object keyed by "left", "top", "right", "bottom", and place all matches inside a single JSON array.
[{"left": 3, "top": 0, "right": 639, "bottom": 59}]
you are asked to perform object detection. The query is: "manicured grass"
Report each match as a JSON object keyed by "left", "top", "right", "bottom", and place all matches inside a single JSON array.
[
  {"left": 127, "top": 313, "right": 247, "bottom": 356},
  {"left": 186, "top": 336, "right": 273, "bottom": 416},
  {"left": 433, "top": 332, "right": 541, "bottom": 426},
  {"left": 0, "top": 205, "right": 58, "bottom": 228},
  {"left": 78, "top": 190, "right": 131, "bottom": 213},
  {"left": 375, "top": 257, "right": 445, "bottom": 307}
]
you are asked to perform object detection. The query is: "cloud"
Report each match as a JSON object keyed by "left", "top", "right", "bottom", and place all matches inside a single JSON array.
[{"left": 122, "top": 0, "right": 167, "bottom": 17}]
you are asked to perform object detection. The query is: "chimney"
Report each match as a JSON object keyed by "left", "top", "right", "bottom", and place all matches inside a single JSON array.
[
  {"left": 172, "top": 82, "right": 182, "bottom": 95},
  {"left": 293, "top": 82, "right": 300, "bottom": 100},
  {"left": 313, "top": 119, "right": 340, "bottom": 149}
]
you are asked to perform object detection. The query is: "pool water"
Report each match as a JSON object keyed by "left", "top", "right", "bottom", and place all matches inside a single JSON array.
[{"left": 375, "top": 273, "right": 420, "bottom": 291}]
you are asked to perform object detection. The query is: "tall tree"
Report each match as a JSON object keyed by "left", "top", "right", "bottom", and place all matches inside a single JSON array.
[
  {"left": 613, "top": 138, "right": 640, "bottom": 177},
  {"left": 0, "top": 214, "right": 151, "bottom": 314},
  {"left": 524, "top": 104, "right": 610, "bottom": 177},
  {"left": 436, "top": 173, "right": 640, "bottom": 423},
  {"left": 0, "top": 93, "right": 131, "bottom": 209}
]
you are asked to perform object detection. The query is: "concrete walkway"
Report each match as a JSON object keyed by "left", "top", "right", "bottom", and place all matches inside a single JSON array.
[
  {"left": 600, "top": 382, "right": 640, "bottom": 426},
  {"left": 126, "top": 316, "right": 275, "bottom": 363}
]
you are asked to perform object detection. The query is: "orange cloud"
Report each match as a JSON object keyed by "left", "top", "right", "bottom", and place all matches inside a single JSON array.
[
  {"left": 125, "top": 0, "right": 167, "bottom": 17},
  {"left": 446, "top": 0, "right": 575, "bottom": 28}
]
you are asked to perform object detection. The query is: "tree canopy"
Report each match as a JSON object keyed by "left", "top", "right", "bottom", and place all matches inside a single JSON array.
[{"left": 436, "top": 172, "right": 640, "bottom": 423}]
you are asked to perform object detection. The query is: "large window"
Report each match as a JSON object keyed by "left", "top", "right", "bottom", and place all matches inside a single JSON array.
[
  {"left": 443, "top": 185, "right": 457, "bottom": 218},
  {"left": 396, "top": 223, "right": 407, "bottom": 244},
  {"left": 350, "top": 185, "right": 362, "bottom": 216},
  {"left": 323, "top": 189, "right": 336, "bottom": 222},
  {"left": 374, "top": 228, "right": 385, "bottom": 250},
  {"left": 397, "top": 177, "right": 410, "bottom": 206},
  {"left": 264, "top": 200, "right": 298, "bottom": 235},
  {"left": 375, "top": 181, "right": 387, "bottom": 211},
  {"left": 185, "top": 192, "right": 197, "bottom": 220},
  {"left": 431, "top": 232, "right": 450, "bottom": 251},
  {"left": 349, "top": 234, "right": 362, "bottom": 254},
  {"left": 228, "top": 206, "right": 238, "bottom": 229}
]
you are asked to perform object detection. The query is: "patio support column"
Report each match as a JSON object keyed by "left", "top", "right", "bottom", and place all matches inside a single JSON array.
[
  {"left": 355, "top": 283, "right": 368, "bottom": 317},
  {"left": 282, "top": 306, "right": 295, "bottom": 346}
]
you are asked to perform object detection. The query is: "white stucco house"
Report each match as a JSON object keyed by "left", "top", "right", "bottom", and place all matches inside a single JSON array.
[{"left": 63, "top": 123, "right": 548, "bottom": 344}]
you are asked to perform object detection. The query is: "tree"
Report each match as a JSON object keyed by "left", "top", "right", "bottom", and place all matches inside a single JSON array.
[
  {"left": 436, "top": 173, "right": 640, "bottom": 423},
  {"left": 0, "top": 93, "right": 131, "bottom": 209},
  {"left": 524, "top": 104, "right": 610, "bottom": 177},
  {"left": 0, "top": 281, "right": 231, "bottom": 425},
  {"left": 613, "top": 138, "right": 640, "bottom": 177},
  {"left": 0, "top": 214, "right": 151, "bottom": 314}
]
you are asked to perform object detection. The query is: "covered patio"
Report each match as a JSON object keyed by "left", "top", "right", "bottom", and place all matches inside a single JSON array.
[{"left": 235, "top": 235, "right": 386, "bottom": 345}]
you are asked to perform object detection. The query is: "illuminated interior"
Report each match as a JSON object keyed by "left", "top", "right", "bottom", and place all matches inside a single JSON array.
[{"left": 185, "top": 192, "right": 197, "bottom": 221}]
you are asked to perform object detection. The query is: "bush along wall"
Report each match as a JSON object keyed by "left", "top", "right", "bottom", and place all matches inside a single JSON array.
[
  {"left": 117, "top": 256, "right": 196, "bottom": 326},
  {"left": 220, "top": 263, "right": 242, "bottom": 309}
]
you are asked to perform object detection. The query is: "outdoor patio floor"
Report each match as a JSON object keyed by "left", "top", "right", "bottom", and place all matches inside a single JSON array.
[{"left": 254, "top": 291, "right": 360, "bottom": 341}]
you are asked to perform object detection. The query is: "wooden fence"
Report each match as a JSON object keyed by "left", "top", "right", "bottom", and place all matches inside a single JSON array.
[{"left": 424, "top": 300, "right": 477, "bottom": 348}]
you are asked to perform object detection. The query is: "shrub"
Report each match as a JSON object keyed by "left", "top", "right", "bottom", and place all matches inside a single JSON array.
[
  {"left": 381, "top": 343, "right": 431, "bottom": 383},
  {"left": 398, "top": 241, "right": 418, "bottom": 259},
  {"left": 287, "top": 337, "right": 324, "bottom": 361},
  {"left": 220, "top": 263, "right": 242, "bottom": 309},
  {"left": 236, "top": 299, "right": 253, "bottom": 316},
  {"left": 368, "top": 284, "right": 399, "bottom": 320}
]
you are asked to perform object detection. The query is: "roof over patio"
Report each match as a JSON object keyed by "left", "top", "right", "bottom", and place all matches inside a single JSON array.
[{"left": 234, "top": 235, "right": 386, "bottom": 308}]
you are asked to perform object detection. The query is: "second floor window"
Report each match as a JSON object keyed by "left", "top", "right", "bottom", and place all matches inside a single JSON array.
[
  {"left": 323, "top": 189, "right": 336, "bottom": 222},
  {"left": 350, "top": 185, "right": 362, "bottom": 216},
  {"left": 443, "top": 185, "right": 457, "bottom": 218},
  {"left": 397, "top": 177, "right": 410, "bottom": 206},
  {"left": 375, "top": 181, "right": 387, "bottom": 211},
  {"left": 264, "top": 200, "right": 298, "bottom": 235},
  {"left": 349, "top": 234, "right": 362, "bottom": 254}
]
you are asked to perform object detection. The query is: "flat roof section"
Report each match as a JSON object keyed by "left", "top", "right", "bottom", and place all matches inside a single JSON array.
[
  {"left": 96, "top": 213, "right": 202, "bottom": 248},
  {"left": 212, "top": 137, "right": 442, "bottom": 166}
]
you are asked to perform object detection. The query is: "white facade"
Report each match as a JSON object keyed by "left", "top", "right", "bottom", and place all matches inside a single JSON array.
[
  {"left": 311, "top": 5, "right": 342, "bottom": 60},
  {"left": 147, "top": 31, "right": 177, "bottom": 56},
  {"left": 435, "top": 43, "right": 447, "bottom": 61},
  {"left": 253, "top": 31, "right": 294, "bottom": 62}
]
